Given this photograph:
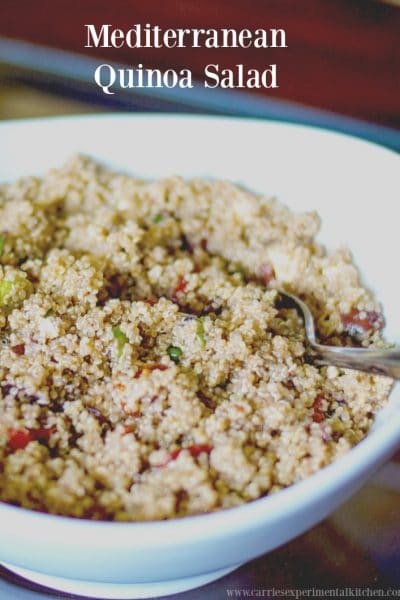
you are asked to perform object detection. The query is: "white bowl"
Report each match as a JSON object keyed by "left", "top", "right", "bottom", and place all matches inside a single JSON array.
[{"left": 0, "top": 114, "right": 399, "bottom": 599}]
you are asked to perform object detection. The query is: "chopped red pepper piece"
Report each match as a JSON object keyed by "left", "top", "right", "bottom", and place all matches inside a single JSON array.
[
  {"left": 8, "top": 429, "right": 35, "bottom": 451},
  {"left": 143, "top": 297, "right": 157, "bottom": 306},
  {"left": 133, "top": 364, "right": 168, "bottom": 379},
  {"left": 33, "top": 426, "right": 56, "bottom": 442},
  {"left": 312, "top": 394, "right": 325, "bottom": 423},
  {"left": 159, "top": 444, "right": 213, "bottom": 467},
  {"left": 187, "top": 444, "right": 213, "bottom": 458},
  {"left": 341, "top": 309, "right": 384, "bottom": 336},
  {"left": 11, "top": 344, "right": 25, "bottom": 356},
  {"left": 259, "top": 263, "right": 276, "bottom": 286},
  {"left": 169, "top": 448, "right": 183, "bottom": 461},
  {"left": 123, "top": 424, "right": 135, "bottom": 434},
  {"left": 7, "top": 426, "right": 55, "bottom": 451},
  {"left": 120, "top": 402, "right": 139, "bottom": 417},
  {"left": 171, "top": 277, "right": 187, "bottom": 304}
]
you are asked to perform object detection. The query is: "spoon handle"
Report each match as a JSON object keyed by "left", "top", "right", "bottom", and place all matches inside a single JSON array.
[{"left": 310, "top": 345, "right": 400, "bottom": 379}]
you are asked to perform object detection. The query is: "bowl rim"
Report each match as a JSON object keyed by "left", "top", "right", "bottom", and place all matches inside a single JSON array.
[
  {"left": 0, "top": 111, "right": 399, "bottom": 160},
  {"left": 0, "top": 113, "right": 399, "bottom": 538}
]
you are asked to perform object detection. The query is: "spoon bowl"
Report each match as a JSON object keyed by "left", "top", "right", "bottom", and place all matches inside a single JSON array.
[{"left": 278, "top": 289, "right": 400, "bottom": 379}]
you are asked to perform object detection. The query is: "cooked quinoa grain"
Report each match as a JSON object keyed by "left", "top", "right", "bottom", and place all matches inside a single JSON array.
[{"left": 0, "top": 156, "right": 392, "bottom": 520}]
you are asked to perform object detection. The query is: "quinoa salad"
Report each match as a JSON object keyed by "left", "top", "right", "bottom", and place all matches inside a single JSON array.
[{"left": 0, "top": 156, "right": 392, "bottom": 521}]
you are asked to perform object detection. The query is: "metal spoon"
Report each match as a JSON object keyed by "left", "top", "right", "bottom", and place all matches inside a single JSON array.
[{"left": 278, "top": 290, "right": 400, "bottom": 379}]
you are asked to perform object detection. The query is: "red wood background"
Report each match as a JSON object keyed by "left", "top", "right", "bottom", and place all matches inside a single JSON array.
[{"left": 1, "top": 0, "right": 399, "bottom": 127}]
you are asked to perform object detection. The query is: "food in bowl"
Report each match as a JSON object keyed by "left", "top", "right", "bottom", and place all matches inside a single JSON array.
[{"left": 0, "top": 156, "right": 391, "bottom": 521}]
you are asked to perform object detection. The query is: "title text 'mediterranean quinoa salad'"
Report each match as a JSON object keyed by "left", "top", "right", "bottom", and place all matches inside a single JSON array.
[{"left": 0, "top": 156, "right": 392, "bottom": 521}]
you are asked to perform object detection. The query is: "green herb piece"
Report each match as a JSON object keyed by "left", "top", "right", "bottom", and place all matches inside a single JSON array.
[
  {"left": 0, "top": 272, "right": 33, "bottom": 309},
  {"left": 167, "top": 345, "right": 183, "bottom": 364},
  {"left": 45, "top": 308, "right": 54, "bottom": 317},
  {"left": 0, "top": 235, "right": 5, "bottom": 257},
  {"left": 153, "top": 213, "right": 164, "bottom": 224},
  {"left": 0, "top": 280, "right": 12, "bottom": 305},
  {"left": 196, "top": 318, "right": 206, "bottom": 348},
  {"left": 112, "top": 326, "right": 128, "bottom": 358},
  {"left": 232, "top": 265, "right": 245, "bottom": 278}
]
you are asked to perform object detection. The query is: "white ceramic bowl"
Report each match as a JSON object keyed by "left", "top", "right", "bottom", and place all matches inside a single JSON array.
[{"left": 0, "top": 115, "right": 399, "bottom": 599}]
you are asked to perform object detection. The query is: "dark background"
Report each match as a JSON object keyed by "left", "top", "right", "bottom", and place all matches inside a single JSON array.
[{"left": 0, "top": 0, "right": 399, "bottom": 128}]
